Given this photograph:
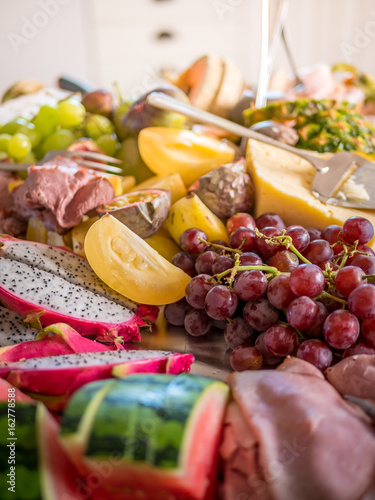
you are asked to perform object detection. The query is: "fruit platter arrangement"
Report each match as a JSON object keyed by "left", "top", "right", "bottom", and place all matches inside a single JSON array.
[{"left": 1, "top": 56, "right": 375, "bottom": 499}]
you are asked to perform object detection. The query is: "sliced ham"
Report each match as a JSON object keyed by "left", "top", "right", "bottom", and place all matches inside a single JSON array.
[
  {"left": 222, "top": 357, "right": 375, "bottom": 500},
  {"left": 12, "top": 157, "right": 115, "bottom": 233},
  {"left": 325, "top": 354, "right": 375, "bottom": 403},
  {"left": 286, "top": 62, "right": 365, "bottom": 106}
]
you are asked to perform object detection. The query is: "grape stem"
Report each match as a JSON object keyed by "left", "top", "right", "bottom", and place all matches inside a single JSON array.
[
  {"left": 278, "top": 320, "right": 306, "bottom": 341},
  {"left": 314, "top": 291, "right": 348, "bottom": 307},
  {"left": 226, "top": 253, "right": 241, "bottom": 286},
  {"left": 254, "top": 229, "right": 312, "bottom": 264},
  {"left": 214, "top": 264, "right": 281, "bottom": 283},
  {"left": 199, "top": 238, "right": 241, "bottom": 255},
  {"left": 337, "top": 244, "right": 349, "bottom": 270}
]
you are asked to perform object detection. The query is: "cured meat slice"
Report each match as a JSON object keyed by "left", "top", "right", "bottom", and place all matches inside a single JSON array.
[
  {"left": 222, "top": 357, "right": 375, "bottom": 500},
  {"left": 325, "top": 354, "right": 375, "bottom": 403}
]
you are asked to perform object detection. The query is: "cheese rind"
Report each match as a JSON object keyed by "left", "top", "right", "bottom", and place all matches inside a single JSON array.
[{"left": 246, "top": 139, "right": 375, "bottom": 246}]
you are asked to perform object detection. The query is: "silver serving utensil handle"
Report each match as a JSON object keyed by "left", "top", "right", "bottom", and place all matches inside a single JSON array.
[
  {"left": 255, "top": 0, "right": 290, "bottom": 108},
  {"left": 147, "top": 92, "right": 375, "bottom": 209},
  {"left": 147, "top": 91, "right": 320, "bottom": 166}
]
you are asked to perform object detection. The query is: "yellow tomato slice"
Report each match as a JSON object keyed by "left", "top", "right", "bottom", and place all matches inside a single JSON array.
[
  {"left": 138, "top": 127, "right": 235, "bottom": 186},
  {"left": 84, "top": 214, "right": 190, "bottom": 305}
]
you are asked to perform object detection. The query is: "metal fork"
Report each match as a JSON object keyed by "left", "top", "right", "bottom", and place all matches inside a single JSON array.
[
  {"left": 0, "top": 149, "right": 123, "bottom": 175},
  {"left": 147, "top": 91, "right": 375, "bottom": 209}
]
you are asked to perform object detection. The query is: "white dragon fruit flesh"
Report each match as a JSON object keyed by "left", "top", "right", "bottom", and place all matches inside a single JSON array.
[
  {"left": 0, "top": 236, "right": 159, "bottom": 342},
  {"left": 0, "top": 305, "right": 37, "bottom": 346},
  {"left": 0, "top": 236, "right": 158, "bottom": 324}
]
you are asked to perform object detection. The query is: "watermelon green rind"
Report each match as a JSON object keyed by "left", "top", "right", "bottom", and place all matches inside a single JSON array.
[
  {"left": 60, "top": 379, "right": 115, "bottom": 437},
  {"left": 84, "top": 374, "right": 215, "bottom": 469},
  {"left": 1, "top": 467, "right": 40, "bottom": 500},
  {"left": 60, "top": 374, "right": 229, "bottom": 500},
  {"left": 59, "top": 379, "right": 116, "bottom": 477},
  {"left": 0, "top": 402, "right": 41, "bottom": 500},
  {"left": 86, "top": 378, "right": 228, "bottom": 500}
]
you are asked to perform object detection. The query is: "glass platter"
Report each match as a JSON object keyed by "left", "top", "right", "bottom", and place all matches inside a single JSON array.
[{"left": 137, "top": 312, "right": 231, "bottom": 382}]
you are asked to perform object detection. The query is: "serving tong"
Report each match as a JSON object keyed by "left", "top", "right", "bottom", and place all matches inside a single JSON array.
[
  {"left": 147, "top": 91, "right": 375, "bottom": 209},
  {"left": 0, "top": 149, "right": 123, "bottom": 175}
]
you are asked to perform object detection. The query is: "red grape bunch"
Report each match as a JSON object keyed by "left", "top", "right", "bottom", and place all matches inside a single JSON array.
[{"left": 164, "top": 212, "right": 375, "bottom": 373}]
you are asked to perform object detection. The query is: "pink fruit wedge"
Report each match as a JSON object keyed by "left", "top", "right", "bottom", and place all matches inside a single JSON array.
[
  {"left": 37, "top": 403, "right": 88, "bottom": 500},
  {"left": 0, "top": 350, "right": 194, "bottom": 411},
  {"left": 0, "top": 378, "right": 34, "bottom": 403},
  {"left": 0, "top": 323, "right": 122, "bottom": 363}
]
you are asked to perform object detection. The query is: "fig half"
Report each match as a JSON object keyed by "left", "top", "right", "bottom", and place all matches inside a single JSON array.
[
  {"left": 189, "top": 159, "right": 254, "bottom": 219},
  {"left": 97, "top": 189, "right": 171, "bottom": 238}
]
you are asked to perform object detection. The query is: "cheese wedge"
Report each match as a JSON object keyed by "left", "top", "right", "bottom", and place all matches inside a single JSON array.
[{"left": 246, "top": 139, "right": 375, "bottom": 245}]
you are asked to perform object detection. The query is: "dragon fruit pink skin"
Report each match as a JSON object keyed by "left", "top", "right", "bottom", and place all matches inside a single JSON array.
[
  {"left": 0, "top": 350, "right": 194, "bottom": 411},
  {"left": 0, "top": 323, "right": 122, "bottom": 363},
  {"left": 0, "top": 235, "right": 159, "bottom": 330}
]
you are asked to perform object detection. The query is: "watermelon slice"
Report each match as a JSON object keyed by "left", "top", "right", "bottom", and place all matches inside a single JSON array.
[
  {"left": 0, "top": 378, "right": 34, "bottom": 403},
  {"left": 37, "top": 404, "right": 88, "bottom": 500},
  {"left": 60, "top": 374, "right": 229, "bottom": 500},
  {"left": 0, "top": 398, "right": 86, "bottom": 499}
]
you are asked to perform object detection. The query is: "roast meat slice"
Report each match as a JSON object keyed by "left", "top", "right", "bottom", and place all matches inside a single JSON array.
[
  {"left": 325, "top": 354, "right": 375, "bottom": 403},
  {"left": 12, "top": 157, "right": 115, "bottom": 233},
  {"left": 222, "top": 357, "right": 375, "bottom": 500}
]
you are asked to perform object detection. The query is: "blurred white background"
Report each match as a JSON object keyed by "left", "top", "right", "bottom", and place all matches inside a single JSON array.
[{"left": 1, "top": 0, "right": 375, "bottom": 96}]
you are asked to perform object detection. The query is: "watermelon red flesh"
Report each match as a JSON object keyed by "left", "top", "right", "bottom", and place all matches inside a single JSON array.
[
  {"left": 0, "top": 350, "right": 194, "bottom": 411},
  {"left": 0, "top": 236, "right": 158, "bottom": 324},
  {"left": 0, "top": 378, "right": 34, "bottom": 403},
  {"left": 60, "top": 374, "right": 229, "bottom": 500},
  {"left": 0, "top": 398, "right": 86, "bottom": 500},
  {"left": 37, "top": 404, "right": 88, "bottom": 500},
  {"left": 0, "top": 323, "right": 122, "bottom": 363}
]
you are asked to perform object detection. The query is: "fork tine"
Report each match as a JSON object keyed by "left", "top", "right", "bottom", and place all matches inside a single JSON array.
[
  {"left": 75, "top": 159, "right": 123, "bottom": 174},
  {"left": 68, "top": 150, "right": 123, "bottom": 164}
]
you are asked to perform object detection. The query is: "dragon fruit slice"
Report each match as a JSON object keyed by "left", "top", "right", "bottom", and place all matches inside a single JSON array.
[
  {"left": 0, "top": 323, "right": 122, "bottom": 363},
  {"left": 0, "top": 305, "right": 37, "bottom": 346},
  {"left": 0, "top": 236, "right": 159, "bottom": 325},
  {"left": 0, "top": 349, "right": 194, "bottom": 410},
  {"left": 0, "top": 256, "right": 149, "bottom": 342}
]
